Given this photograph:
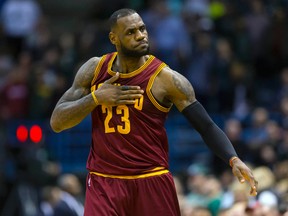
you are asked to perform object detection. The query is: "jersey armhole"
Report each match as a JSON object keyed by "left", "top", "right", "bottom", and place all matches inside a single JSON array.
[
  {"left": 146, "top": 63, "right": 172, "bottom": 113},
  {"left": 91, "top": 54, "right": 108, "bottom": 86}
]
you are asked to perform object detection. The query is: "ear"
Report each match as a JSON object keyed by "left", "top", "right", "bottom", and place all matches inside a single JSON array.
[{"left": 109, "top": 32, "right": 117, "bottom": 46}]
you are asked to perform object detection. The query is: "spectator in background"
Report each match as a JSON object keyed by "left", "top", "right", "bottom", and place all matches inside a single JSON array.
[
  {"left": 58, "top": 32, "right": 78, "bottom": 84},
  {"left": 1, "top": 136, "right": 61, "bottom": 216},
  {"left": 277, "top": 67, "right": 288, "bottom": 104},
  {"left": 38, "top": 186, "right": 61, "bottom": 216},
  {"left": 181, "top": 0, "right": 212, "bottom": 36},
  {"left": 227, "top": 202, "right": 249, "bottom": 215},
  {"left": 0, "top": 50, "right": 14, "bottom": 89},
  {"left": 242, "top": 0, "right": 275, "bottom": 108},
  {"left": 231, "top": 14, "right": 251, "bottom": 63},
  {"left": 28, "top": 45, "right": 68, "bottom": 119},
  {"left": 141, "top": 0, "right": 192, "bottom": 71},
  {"left": 173, "top": 175, "right": 189, "bottom": 216},
  {"left": 182, "top": 167, "right": 223, "bottom": 216},
  {"left": 203, "top": 176, "right": 223, "bottom": 216},
  {"left": 228, "top": 60, "right": 254, "bottom": 120},
  {"left": 257, "top": 120, "right": 282, "bottom": 168},
  {"left": 53, "top": 174, "right": 84, "bottom": 216},
  {"left": 211, "top": 37, "right": 235, "bottom": 113},
  {"left": 185, "top": 164, "right": 211, "bottom": 209},
  {"left": 0, "top": 51, "right": 31, "bottom": 121},
  {"left": 26, "top": 16, "right": 54, "bottom": 62},
  {"left": 274, "top": 160, "right": 288, "bottom": 184},
  {"left": 224, "top": 178, "right": 252, "bottom": 212},
  {"left": 243, "top": 107, "right": 270, "bottom": 163},
  {"left": 252, "top": 166, "right": 279, "bottom": 209},
  {"left": 183, "top": 30, "right": 214, "bottom": 111},
  {"left": 244, "top": 0, "right": 270, "bottom": 70},
  {"left": 218, "top": 168, "right": 236, "bottom": 210},
  {"left": 277, "top": 130, "right": 288, "bottom": 162},
  {"left": 279, "top": 95, "right": 288, "bottom": 127},
  {"left": 280, "top": 95, "right": 288, "bottom": 129},
  {"left": 0, "top": 0, "right": 42, "bottom": 58},
  {"left": 268, "top": 6, "right": 288, "bottom": 75},
  {"left": 275, "top": 177, "right": 288, "bottom": 214},
  {"left": 186, "top": 206, "right": 212, "bottom": 216},
  {"left": 76, "top": 26, "right": 101, "bottom": 63}
]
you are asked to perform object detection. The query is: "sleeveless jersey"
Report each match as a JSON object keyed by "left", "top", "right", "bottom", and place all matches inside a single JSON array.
[{"left": 87, "top": 52, "right": 172, "bottom": 175}]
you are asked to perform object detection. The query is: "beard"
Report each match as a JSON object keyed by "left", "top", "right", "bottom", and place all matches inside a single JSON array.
[{"left": 120, "top": 42, "right": 150, "bottom": 58}]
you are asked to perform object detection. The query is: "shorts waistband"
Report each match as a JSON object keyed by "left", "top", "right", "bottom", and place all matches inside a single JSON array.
[{"left": 89, "top": 167, "right": 169, "bottom": 179}]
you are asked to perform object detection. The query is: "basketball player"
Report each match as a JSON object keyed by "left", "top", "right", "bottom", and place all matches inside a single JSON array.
[{"left": 50, "top": 8, "right": 258, "bottom": 216}]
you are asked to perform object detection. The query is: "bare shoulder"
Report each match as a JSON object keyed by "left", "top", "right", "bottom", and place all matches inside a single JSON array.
[
  {"left": 73, "top": 57, "right": 101, "bottom": 88},
  {"left": 153, "top": 66, "right": 196, "bottom": 111}
]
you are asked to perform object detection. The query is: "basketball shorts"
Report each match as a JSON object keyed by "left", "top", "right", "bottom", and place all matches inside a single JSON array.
[{"left": 84, "top": 170, "right": 181, "bottom": 216}]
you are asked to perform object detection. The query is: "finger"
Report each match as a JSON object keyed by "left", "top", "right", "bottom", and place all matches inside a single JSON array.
[
  {"left": 121, "top": 85, "right": 142, "bottom": 91},
  {"left": 121, "top": 89, "right": 144, "bottom": 94},
  {"left": 233, "top": 168, "right": 245, "bottom": 183},
  {"left": 116, "top": 100, "right": 138, "bottom": 105},
  {"left": 118, "top": 94, "right": 143, "bottom": 100},
  {"left": 250, "top": 182, "right": 258, "bottom": 196},
  {"left": 104, "top": 72, "right": 120, "bottom": 84},
  {"left": 239, "top": 169, "right": 258, "bottom": 196},
  {"left": 240, "top": 169, "right": 257, "bottom": 189},
  {"left": 248, "top": 178, "right": 258, "bottom": 196}
]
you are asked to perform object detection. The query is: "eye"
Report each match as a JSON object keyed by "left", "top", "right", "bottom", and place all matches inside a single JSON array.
[
  {"left": 140, "top": 26, "right": 146, "bottom": 32},
  {"left": 127, "top": 30, "right": 134, "bottom": 35}
]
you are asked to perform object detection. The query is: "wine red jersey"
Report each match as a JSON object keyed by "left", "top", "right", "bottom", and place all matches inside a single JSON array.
[{"left": 87, "top": 52, "right": 171, "bottom": 175}]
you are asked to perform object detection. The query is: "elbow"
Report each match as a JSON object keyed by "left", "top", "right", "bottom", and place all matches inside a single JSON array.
[{"left": 50, "top": 118, "right": 63, "bottom": 133}]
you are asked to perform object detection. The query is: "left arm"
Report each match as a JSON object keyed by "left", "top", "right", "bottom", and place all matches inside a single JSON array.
[
  {"left": 182, "top": 100, "right": 237, "bottom": 164},
  {"left": 153, "top": 67, "right": 258, "bottom": 196}
]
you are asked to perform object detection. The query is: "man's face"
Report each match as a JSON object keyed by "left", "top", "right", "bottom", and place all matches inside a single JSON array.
[{"left": 110, "top": 13, "right": 149, "bottom": 57}]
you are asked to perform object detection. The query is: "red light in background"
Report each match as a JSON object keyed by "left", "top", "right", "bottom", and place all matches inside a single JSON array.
[
  {"left": 16, "top": 125, "right": 28, "bottom": 142},
  {"left": 30, "top": 125, "right": 43, "bottom": 143}
]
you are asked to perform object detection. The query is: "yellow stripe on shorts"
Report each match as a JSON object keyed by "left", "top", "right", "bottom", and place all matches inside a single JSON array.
[{"left": 90, "top": 168, "right": 169, "bottom": 179}]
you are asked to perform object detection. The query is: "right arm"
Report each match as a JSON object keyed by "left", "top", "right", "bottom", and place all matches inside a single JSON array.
[
  {"left": 50, "top": 57, "right": 144, "bottom": 133},
  {"left": 50, "top": 57, "right": 99, "bottom": 132}
]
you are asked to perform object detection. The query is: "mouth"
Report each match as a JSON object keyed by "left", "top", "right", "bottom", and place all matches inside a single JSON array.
[
  {"left": 138, "top": 39, "right": 148, "bottom": 44},
  {"left": 136, "top": 41, "right": 148, "bottom": 48}
]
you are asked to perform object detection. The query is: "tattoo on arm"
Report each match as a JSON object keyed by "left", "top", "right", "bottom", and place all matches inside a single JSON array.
[
  {"left": 57, "top": 57, "right": 98, "bottom": 103},
  {"left": 50, "top": 57, "right": 99, "bottom": 131},
  {"left": 172, "top": 72, "right": 195, "bottom": 103},
  {"left": 74, "top": 57, "right": 98, "bottom": 90}
]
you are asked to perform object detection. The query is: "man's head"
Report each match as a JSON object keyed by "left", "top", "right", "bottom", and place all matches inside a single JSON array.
[
  {"left": 109, "top": 8, "right": 137, "bottom": 30},
  {"left": 108, "top": 8, "right": 149, "bottom": 57},
  {"left": 58, "top": 174, "right": 82, "bottom": 196}
]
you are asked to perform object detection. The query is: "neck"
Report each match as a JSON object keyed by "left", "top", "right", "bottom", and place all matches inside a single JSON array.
[{"left": 113, "top": 53, "right": 149, "bottom": 74}]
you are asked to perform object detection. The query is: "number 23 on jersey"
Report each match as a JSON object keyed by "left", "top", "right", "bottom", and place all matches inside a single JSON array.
[{"left": 91, "top": 84, "right": 144, "bottom": 134}]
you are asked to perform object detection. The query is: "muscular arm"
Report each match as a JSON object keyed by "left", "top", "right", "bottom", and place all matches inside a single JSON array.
[
  {"left": 153, "top": 67, "right": 237, "bottom": 164},
  {"left": 50, "top": 57, "right": 144, "bottom": 133},
  {"left": 50, "top": 57, "right": 99, "bottom": 132}
]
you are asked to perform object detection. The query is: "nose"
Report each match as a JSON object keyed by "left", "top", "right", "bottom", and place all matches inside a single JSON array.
[{"left": 135, "top": 30, "right": 145, "bottom": 40}]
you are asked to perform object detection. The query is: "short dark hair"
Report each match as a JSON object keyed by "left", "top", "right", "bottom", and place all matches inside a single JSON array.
[{"left": 109, "top": 8, "right": 137, "bottom": 30}]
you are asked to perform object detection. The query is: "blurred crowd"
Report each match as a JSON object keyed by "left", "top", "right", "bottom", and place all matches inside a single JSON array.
[{"left": 0, "top": 0, "right": 288, "bottom": 215}]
